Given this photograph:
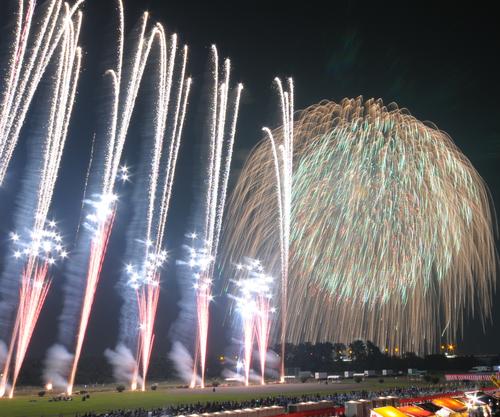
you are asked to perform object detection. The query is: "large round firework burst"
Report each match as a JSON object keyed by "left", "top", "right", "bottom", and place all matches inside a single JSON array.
[{"left": 224, "top": 97, "right": 497, "bottom": 353}]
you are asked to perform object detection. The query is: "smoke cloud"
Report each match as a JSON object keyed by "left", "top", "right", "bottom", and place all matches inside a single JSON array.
[
  {"left": 43, "top": 344, "right": 74, "bottom": 389},
  {"left": 0, "top": 340, "right": 7, "bottom": 369},
  {"left": 169, "top": 341, "right": 199, "bottom": 385},
  {"left": 104, "top": 343, "right": 141, "bottom": 385}
]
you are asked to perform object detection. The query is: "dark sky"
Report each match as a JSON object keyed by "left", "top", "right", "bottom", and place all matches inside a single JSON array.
[{"left": 0, "top": 0, "right": 499, "bottom": 364}]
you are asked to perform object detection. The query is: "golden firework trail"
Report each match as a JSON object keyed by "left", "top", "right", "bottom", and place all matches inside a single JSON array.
[
  {"left": 224, "top": 97, "right": 497, "bottom": 355},
  {"left": 0, "top": 0, "right": 82, "bottom": 397}
]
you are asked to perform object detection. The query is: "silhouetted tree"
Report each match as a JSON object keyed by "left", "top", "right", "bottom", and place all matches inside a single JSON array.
[
  {"left": 349, "top": 340, "right": 367, "bottom": 361},
  {"left": 366, "top": 340, "right": 382, "bottom": 358}
]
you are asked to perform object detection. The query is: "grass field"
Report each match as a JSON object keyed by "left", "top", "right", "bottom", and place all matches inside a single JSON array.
[{"left": 0, "top": 378, "right": 432, "bottom": 417}]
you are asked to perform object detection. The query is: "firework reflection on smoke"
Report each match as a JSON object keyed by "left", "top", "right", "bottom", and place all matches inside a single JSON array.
[
  {"left": 225, "top": 98, "right": 497, "bottom": 354},
  {"left": 233, "top": 259, "right": 275, "bottom": 386},
  {"left": 184, "top": 46, "right": 242, "bottom": 389}
]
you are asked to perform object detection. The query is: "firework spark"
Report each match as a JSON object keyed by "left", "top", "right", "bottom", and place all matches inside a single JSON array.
[
  {"left": 0, "top": 1, "right": 82, "bottom": 397},
  {"left": 65, "top": 1, "right": 141, "bottom": 394},
  {"left": 65, "top": 2, "right": 192, "bottom": 394},
  {"left": 233, "top": 259, "right": 275, "bottom": 385},
  {"left": 122, "top": 33, "right": 191, "bottom": 391},
  {"left": 0, "top": 0, "right": 83, "bottom": 185},
  {"left": 0, "top": 227, "right": 68, "bottom": 398},
  {"left": 66, "top": 196, "right": 115, "bottom": 396},
  {"left": 186, "top": 46, "right": 243, "bottom": 389},
  {"left": 262, "top": 78, "right": 294, "bottom": 382},
  {"left": 224, "top": 97, "right": 497, "bottom": 355}
]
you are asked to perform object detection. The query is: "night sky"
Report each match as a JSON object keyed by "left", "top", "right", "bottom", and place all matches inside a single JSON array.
[{"left": 0, "top": 0, "right": 498, "bottom": 365}]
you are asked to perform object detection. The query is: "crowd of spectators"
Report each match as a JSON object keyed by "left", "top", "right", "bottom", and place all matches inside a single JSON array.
[{"left": 73, "top": 382, "right": 485, "bottom": 417}]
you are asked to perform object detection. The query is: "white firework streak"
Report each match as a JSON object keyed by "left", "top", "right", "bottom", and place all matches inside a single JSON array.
[
  {"left": 0, "top": 0, "right": 84, "bottom": 185},
  {"left": 189, "top": 46, "right": 243, "bottom": 389},
  {"left": 0, "top": 1, "right": 82, "bottom": 398},
  {"left": 125, "top": 31, "right": 192, "bottom": 391},
  {"left": 232, "top": 259, "right": 275, "bottom": 386},
  {"left": 262, "top": 77, "right": 294, "bottom": 383},
  {"left": 66, "top": 1, "right": 191, "bottom": 395}
]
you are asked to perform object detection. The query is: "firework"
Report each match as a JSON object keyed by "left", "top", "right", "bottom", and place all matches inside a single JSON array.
[
  {"left": 224, "top": 97, "right": 497, "bottom": 354},
  {"left": 0, "top": 0, "right": 83, "bottom": 185},
  {"left": 234, "top": 262, "right": 256, "bottom": 386},
  {"left": 0, "top": 226, "right": 68, "bottom": 398},
  {"left": 66, "top": 195, "right": 116, "bottom": 396},
  {"left": 121, "top": 32, "right": 191, "bottom": 391},
  {"left": 0, "top": 1, "right": 82, "bottom": 397},
  {"left": 253, "top": 271, "right": 274, "bottom": 385},
  {"left": 233, "top": 259, "right": 275, "bottom": 385},
  {"left": 186, "top": 46, "right": 243, "bottom": 388},
  {"left": 262, "top": 78, "right": 293, "bottom": 382},
  {"left": 63, "top": 1, "right": 192, "bottom": 394},
  {"left": 186, "top": 235, "right": 215, "bottom": 389}
]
